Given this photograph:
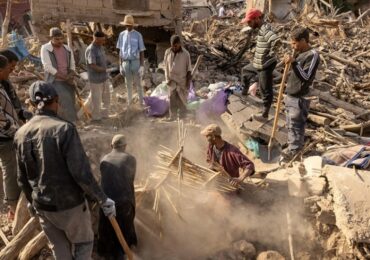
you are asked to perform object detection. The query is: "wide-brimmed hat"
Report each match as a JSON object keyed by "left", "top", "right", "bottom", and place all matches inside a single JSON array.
[{"left": 120, "top": 15, "right": 138, "bottom": 26}]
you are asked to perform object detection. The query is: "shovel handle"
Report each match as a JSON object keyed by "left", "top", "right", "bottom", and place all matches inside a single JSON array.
[{"left": 109, "top": 216, "right": 134, "bottom": 260}]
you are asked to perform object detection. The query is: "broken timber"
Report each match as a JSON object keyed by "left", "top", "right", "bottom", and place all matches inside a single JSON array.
[{"left": 223, "top": 94, "right": 288, "bottom": 145}]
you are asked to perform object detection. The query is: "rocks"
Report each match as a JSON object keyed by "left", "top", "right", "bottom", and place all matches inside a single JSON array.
[
  {"left": 209, "top": 240, "right": 256, "bottom": 260},
  {"left": 256, "top": 251, "right": 285, "bottom": 260}
]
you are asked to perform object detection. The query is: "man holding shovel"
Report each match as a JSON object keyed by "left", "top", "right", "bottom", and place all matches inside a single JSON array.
[
  {"left": 281, "top": 27, "right": 320, "bottom": 161},
  {"left": 14, "top": 81, "right": 116, "bottom": 260}
]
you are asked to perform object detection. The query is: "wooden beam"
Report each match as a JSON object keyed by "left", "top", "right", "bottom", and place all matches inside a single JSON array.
[{"left": 18, "top": 231, "right": 48, "bottom": 260}]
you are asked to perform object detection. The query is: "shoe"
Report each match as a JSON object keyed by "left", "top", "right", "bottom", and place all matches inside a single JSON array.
[{"left": 253, "top": 112, "right": 268, "bottom": 122}]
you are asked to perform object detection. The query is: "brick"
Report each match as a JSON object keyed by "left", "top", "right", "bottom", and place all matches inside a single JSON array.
[
  {"left": 161, "top": 0, "right": 171, "bottom": 10},
  {"left": 102, "top": 0, "right": 111, "bottom": 8},
  {"left": 149, "top": 0, "right": 161, "bottom": 10},
  {"left": 59, "top": 0, "right": 73, "bottom": 4},
  {"left": 87, "top": 0, "right": 103, "bottom": 8},
  {"left": 72, "top": 0, "right": 87, "bottom": 6}
]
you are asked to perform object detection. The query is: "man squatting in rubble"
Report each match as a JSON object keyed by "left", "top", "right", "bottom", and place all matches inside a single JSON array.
[
  {"left": 41, "top": 27, "right": 78, "bottom": 123},
  {"left": 85, "top": 31, "right": 111, "bottom": 122},
  {"left": 164, "top": 35, "right": 192, "bottom": 121},
  {"left": 117, "top": 15, "right": 146, "bottom": 106},
  {"left": 98, "top": 134, "right": 138, "bottom": 259},
  {"left": 201, "top": 124, "right": 255, "bottom": 186},
  {"left": 240, "top": 8, "right": 280, "bottom": 121},
  {"left": 14, "top": 81, "right": 116, "bottom": 260},
  {"left": 0, "top": 54, "right": 22, "bottom": 220},
  {"left": 281, "top": 27, "right": 320, "bottom": 161}
]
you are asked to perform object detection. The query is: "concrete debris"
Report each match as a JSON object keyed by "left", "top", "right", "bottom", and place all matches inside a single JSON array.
[{"left": 256, "top": 250, "right": 285, "bottom": 260}]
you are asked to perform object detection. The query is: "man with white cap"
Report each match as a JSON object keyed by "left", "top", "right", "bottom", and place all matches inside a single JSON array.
[
  {"left": 116, "top": 15, "right": 146, "bottom": 106},
  {"left": 201, "top": 124, "right": 255, "bottom": 186},
  {"left": 40, "top": 27, "right": 78, "bottom": 123},
  {"left": 14, "top": 80, "right": 116, "bottom": 260},
  {"left": 98, "top": 134, "right": 137, "bottom": 259}
]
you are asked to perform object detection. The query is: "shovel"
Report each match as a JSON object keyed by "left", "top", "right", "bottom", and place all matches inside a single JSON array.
[
  {"left": 109, "top": 216, "right": 134, "bottom": 260},
  {"left": 267, "top": 51, "right": 296, "bottom": 160}
]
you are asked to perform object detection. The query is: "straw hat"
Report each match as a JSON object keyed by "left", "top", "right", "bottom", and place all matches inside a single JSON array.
[
  {"left": 201, "top": 124, "right": 222, "bottom": 136},
  {"left": 120, "top": 15, "right": 137, "bottom": 26}
]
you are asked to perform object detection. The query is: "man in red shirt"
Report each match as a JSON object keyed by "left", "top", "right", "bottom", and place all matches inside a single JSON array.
[{"left": 201, "top": 124, "right": 255, "bottom": 186}]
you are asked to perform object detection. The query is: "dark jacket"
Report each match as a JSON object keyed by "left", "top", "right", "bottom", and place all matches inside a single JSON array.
[
  {"left": 206, "top": 141, "right": 255, "bottom": 178},
  {"left": 14, "top": 109, "right": 107, "bottom": 211},
  {"left": 1, "top": 80, "right": 28, "bottom": 121},
  {"left": 100, "top": 149, "right": 136, "bottom": 208},
  {"left": 286, "top": 49, "right": 320, "bottom": 97}
]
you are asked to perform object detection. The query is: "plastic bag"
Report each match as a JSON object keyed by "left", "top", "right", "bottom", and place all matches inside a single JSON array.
[
  {"left": 144, "top": 96, "right": 169, "bottom": 116},
  {"left": 151, "top": 82, "right": 169, "bottom": 97},
  {"left": 196, "top": 90, "right": 228, "bottom": 122},
  {"left": 187, "top": 82, "right": 198, "bottom": 102}
]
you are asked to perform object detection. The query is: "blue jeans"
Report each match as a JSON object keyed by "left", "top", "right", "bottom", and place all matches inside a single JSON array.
[
  {"left": 122, "top": 60, "right": 143, "bottom": 105},
  {"left": 285, "top": 95, "right": 310, "bottom": 152}
]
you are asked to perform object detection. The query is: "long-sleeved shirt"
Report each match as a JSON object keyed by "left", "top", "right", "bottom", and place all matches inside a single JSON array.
[
  {"left": 253, "top": 23, "right": 280, "bottom": 70},
  {"left": 0, "top": 82, "right": 19, "bottom": 140},
  {"left": 206, "top": 141, "right": 255, "bottom": 178},
  {"left": 286, "top": 48, "right": 320, "bottom": 97},
  {"left": 40, "top": 41, "right": 76, "bottom": 83},
  {"left": 116, "top": 30, "right": 146, "bottom": 61},
  {"left": 100, "top": 149, "right": 136, "bottom": 207},
  {"left": 14, "top": 109, "right": 107, "bottom": 211}
]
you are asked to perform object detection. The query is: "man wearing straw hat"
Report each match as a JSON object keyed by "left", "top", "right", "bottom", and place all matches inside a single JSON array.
[
  {"left": 201, "top": 124, "right": 255, "bottom": 186},
  {"left": 116, "top": 15, "right": 146, "bottom": 106},
  {"left": 98, "top": 134, "right": 137, "bottom": 259}
]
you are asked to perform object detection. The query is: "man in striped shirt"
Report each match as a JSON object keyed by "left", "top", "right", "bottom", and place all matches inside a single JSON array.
[
  {"left": 282, "top": 27, "right": 320, "bottom": 160},
  {"left": 241, "top": 9, "right": 280, "bottom": 121}
]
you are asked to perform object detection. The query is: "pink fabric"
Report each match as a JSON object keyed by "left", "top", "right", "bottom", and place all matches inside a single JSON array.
[
  {"left": 241, "top": 8, "right": 262, "bottom": 24},
  {"left": 53, "top": 46, "right": 68, "bottom": 79}
]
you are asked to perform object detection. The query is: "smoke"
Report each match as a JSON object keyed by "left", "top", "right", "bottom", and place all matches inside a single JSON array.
[{"left": 82, "top": 118, "right": 316, "bottom": 259}]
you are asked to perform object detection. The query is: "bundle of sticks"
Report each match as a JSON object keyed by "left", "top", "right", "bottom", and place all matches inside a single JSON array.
[{"left": 154, "top": 145, "right": 240, "bottom": 193}]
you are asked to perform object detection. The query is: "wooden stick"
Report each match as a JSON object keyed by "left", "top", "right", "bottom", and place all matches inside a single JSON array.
[
  {"left": 287, "top": 211, "right": 295, "bottom": 260},
  {"left": 191, "top": 55, "right": 203, "bottom": 76},
  {"left": 66, "top": 19, "right": 73, "bottom": 49},
  {"left": 268, "top": 52, "right": 295, "bottom": 160},
  {"left": 0, "top": 229, "right": 9, "bottom": 245},
  {"left": 108, "top": 216, "right": 134, "bottom": 260}
]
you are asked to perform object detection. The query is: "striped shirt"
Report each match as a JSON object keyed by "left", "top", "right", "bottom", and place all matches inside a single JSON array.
[
  {"left": 253, "top": 23, "right": 279, "bottom": 70},
  {"left": 286, "top": 48, "right": 320, "bottom": 97},
  {"left": 0, "top": 83, "right": 19, "bottom": 139}
]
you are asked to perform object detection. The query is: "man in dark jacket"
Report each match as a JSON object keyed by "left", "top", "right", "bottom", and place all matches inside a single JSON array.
[
  {"left": 282, "top": 27, "right": 320, "bottom": 160},
  {"left": 201, "top": 124, "right": 255, "bottom": 186},
  {"left": 98, "top": 134, "right": 137, "bottom": 259},
  {"left": 0, "top": 55, "right": 21, "bottom": 221},
  {"left": 14, "top": 81, "right": 116, "bottom": 260}
]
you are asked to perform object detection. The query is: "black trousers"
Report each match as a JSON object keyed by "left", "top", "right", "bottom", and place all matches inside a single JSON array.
[
  {"left": 258, "top": 62, "right": 277, "bottom": 112},
  {"left": 241, "top": 63, "right": 258, "bottom": 95}
]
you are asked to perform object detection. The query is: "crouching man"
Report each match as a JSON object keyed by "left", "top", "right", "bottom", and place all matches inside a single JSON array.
[
  {"left": 98, "top": 134, "right": 138, "bottom": 259},
  {"left": 201, "top": 124, "right": 255, "bottom": 186},
  {"left": 14, "top": 81, "right": 116, "bottom": 260}
]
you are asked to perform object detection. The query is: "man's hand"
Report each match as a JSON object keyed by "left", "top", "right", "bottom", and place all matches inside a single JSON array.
[
  {"left": 101, "top": 198, "right": 116, "bottom": 217},
  {"left": 283, "top": 54, "right": 294, "bottom": 64},
  {"left": 138, "top": 66, "right": 145, "bottom": 78},
  {"left": 230, "top": 177, "right": 243, "bottom": 187}
]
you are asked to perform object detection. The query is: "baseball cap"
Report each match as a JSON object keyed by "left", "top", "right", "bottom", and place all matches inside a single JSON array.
[
  {"left": 29, "top": 81, "right": 58, "bottom": 105},
  {"left": 112, "top": 134, "right": 127, "bottom": 148},
  {"left": 201, "top": 124, "right": 222, "bottom": 136},
  {"left": 241, "top": 8, "right": 263, "bottom": 24}
]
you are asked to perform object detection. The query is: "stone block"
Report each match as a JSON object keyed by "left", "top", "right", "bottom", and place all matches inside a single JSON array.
[
  {"left": 102, "top": 0, "right": 111, "bottom": 8},
  {"left": 317, "top": 209, "right": 336, "bottom": 225},
  {"left": 88, "top": 0, "right": 103, "bottom": 8},
  {"left": 73, "top": 0, "right": 88, "bottom": 6},
  {"left": 149, "top": 0, "right": 162, "bottom": 10},
  {"left": 59, "top": 0, "right": 73, "bottom": 4},
  {"left": 232, "top": 240, "right": 256, "bottom": 259},
  {"left": 161, "top": 0, "right": 171, "bottom": 10},
  {"left": 257, "top": 251, "right": 285, "bottom": 260}
]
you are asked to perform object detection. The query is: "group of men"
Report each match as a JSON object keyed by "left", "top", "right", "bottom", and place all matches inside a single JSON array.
[
  {"left": 241, "top": 8, "right": 320, "bottom": 159},
  {"left": 0, "top": 8, "right": 320, "bottom": 258}
]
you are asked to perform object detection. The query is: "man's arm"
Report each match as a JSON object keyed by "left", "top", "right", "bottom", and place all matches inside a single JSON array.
[
  {"left": 14, "top": 142, "right": 33, "bottom": 203},
  {"left": 290, "top": 50, "right": 320, "bottom": 82},
  {"left": 230, "top": 149, "right": 255, "bottom": 185},
  {"left": 61, "top": 125, "right": 107, "bottom": 205},
  {"left": 86, "top": 48, "right": 106, "bottom": 73},
  {"left": 138, "top": 33, "right": 146, "bottom": 67}
]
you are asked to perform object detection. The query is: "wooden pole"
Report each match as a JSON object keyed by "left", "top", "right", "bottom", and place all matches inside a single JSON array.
[
  {"left": 267, "top": 51, "right": 295, "bottom": 160},
  {"left": 1, "top": 0, "right": 12, "bottom": 48},
  {"left": 109, "top": 216, "right": 134, "bottom": 260},
  {"left": 18, "top": 231, "right": 48, "bottom": 260},
  {"left": 66, "top": 19, "right": 73, "bottom": 49}
]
